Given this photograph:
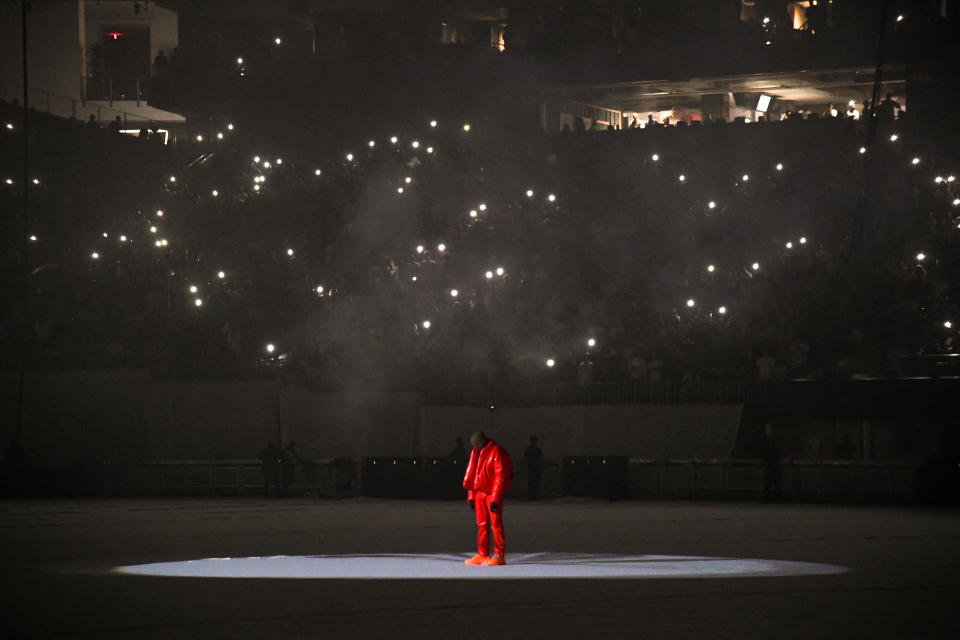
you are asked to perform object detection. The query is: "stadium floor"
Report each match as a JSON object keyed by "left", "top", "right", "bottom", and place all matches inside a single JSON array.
[{"left": 2, "top": 498, "right": 958, "bottom": 639}]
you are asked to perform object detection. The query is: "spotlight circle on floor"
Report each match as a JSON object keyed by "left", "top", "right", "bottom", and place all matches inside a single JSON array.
[{"left": 112, "top": 553, "right": 849, "bottom": 580}]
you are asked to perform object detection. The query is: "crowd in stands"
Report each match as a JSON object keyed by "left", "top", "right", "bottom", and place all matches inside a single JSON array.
[{"left": 1, "top": 98, "right": 958, "bottom": 391}]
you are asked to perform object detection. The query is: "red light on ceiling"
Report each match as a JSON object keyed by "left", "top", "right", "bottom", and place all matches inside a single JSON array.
[{"left": 107, "top": 32, "right": 124, "bottom": 40}]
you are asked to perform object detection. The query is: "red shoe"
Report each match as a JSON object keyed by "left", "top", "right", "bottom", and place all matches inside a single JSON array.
[
  {"left": 483, "top": 554, "right": 505, "bottom": 566},
  {"left": 465, "top": 554, "right": 488, "bottom": 565}
]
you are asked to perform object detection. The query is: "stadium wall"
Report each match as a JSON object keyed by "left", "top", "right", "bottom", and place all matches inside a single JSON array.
[{"left": 0, "top": 372, "right": 740, "bottom": 468}]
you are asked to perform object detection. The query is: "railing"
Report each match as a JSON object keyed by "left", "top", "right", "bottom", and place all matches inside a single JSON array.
[
  {"left": 423, "top": 380, "right": 767, "bottom": 405},
  {"left": 101, "top": 459, "right": 349, "bottom": 498},
  {"left": 0, "top": 78, "right": 162, "bottom": 127},
  {"left": 101, "top": 458, "right": 924, "bottom": 504},
  {"left": 629, "top": 458, "right": 921, "bottom": 503}
]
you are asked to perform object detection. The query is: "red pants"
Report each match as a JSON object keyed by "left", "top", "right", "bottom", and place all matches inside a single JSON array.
[{"left": 474, "top": 491, "right": 505, "bottom": 557}]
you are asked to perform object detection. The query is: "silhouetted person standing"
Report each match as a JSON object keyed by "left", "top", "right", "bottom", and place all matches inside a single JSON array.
[
  {"left": 449, "top": 436, "right": 467, "bottom": 463},
  {"left": 463, "top": 431, "right": 513, "bottom": 565},
  {"left": 280, "top": 441, "right": 300, "bottom": 497},
  {"left": 762, "top": 424, "right": 782, "bottom": 503},
  {"left": 524, "top": 435, "right": 544, "bottom": 500},
  {"left": 258, "top": 441, "right": 280, "bottom": 497}
]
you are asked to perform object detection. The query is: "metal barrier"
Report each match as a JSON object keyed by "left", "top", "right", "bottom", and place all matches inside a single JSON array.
[
  {"left": 101, "top": 459, "right": 346, "bottom": 498},
  {"left": 103, "top": 458, "right": 922, "bottom": 503},
  {"left": 629, "top": 459, "right": 921, "bottom": 503}
]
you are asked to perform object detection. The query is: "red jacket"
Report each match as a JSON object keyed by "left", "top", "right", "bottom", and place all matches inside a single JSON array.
[{"left": 463, "top": 440, "right": 513, "bottom": 504}]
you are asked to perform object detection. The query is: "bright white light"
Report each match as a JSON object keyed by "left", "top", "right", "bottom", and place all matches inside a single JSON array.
[
  {"left": 411, "top": 276, "right": 418, "bottom": 282},
  {"left": 254, "top": 156, "right": 261, "bottom": 163},
  {"left": 253, "top": 184, "right": 260, "bottom": 191},
  {"left": 397, "top": 187, "right": 404, "bottom": 194},
  {"left": 287, "top": 248, "right": 295, "bottom": 257},
  {"left": 437, "top": 243, "right": 446, "bottom": 253},
  {"left": 763, "top": 17, "right": 770, "bottom": 24},
  {"left": 156, "top": 210, "right": 164, "bottom": 217},
  {"left": 952, "top": 199, "right": 960, "bottom": 206},
  {"left": 103, "top": 232, "right": 109, "bottom": 238},
  {"left": 708, "top": 201, "right": 716, "bottom": 209},
  {"left": 848, "top": 100, "right": 856, "bottom": 107},
  {"left": 686, "top": 299, "right": 695, "bottom": 308},
  {"left": 912, "top": 157, "right": 920, "bottom": 165},
  {"left": 368, "top": 140, "right": 375, "bottom": 148},
  {"left": 211, "top": 190, "right": 219, "bottom": 197},
  {"left": 776, "top": 163, "right": 783, "bottom": 171},
  {"left": 390, "top": 136, "right": 398, "bottom": 144},
  {"left": 587, "top": 338, "right": 596, "bottom": 347},
  {"left": 218, "top": 271, "right": 225, "bottom": 279},
  {"left": 236, "top": 57, "right": 244, "bottom": 65},
  {"left": 526, "top": 189, "right": 534, "bottom": 197},
  {"left": 463, "top": 124, "right": 471, "bottom": 132},
  {"left": 154, "top": 240, "right": 162, "bottom": 247},
  {"left": 346, "top": 153, "right": 354, "bottom": 161},
  {"left": 426, "top": 147, "right": 434, "bottom": 154},
  {"left": 830, "top": 108, "right": 838, "bottom": 118},
  {"left": 765, "top": 40, "right": 771, "bottom": 45},
  {"left": 752, "top": 262, "right": 760, "bottom": 271},
  {"left": 150, "top": 226, "right": 157, "bottom": 233},
  {"left": 718, "top": 306, "right": 727, "bottom": 315},
  {"left": 485, "top": 271, "right": 493, "bottom": 279},
  {"left": 430, "top": 120, "right": 437, "bottom": 128},
  {"left": 742, "top": 174, "right": 749, "bottom": 182},
  {"left": 160, "top": 239, "right": 168, "bottom": 246},
  {"left": 32, "top": 178, "right": 39, "bottom": 185},
  {"left": 196, "top": 135, "right": 203, "bottom": 142},
  {"left": 889, "top": 134, "right": 898, "bottom": 142},
  {"left": 274, "top": 37, "right": 282, "bottom": 45},
  {"left": 949, "top": 176, "right": 956, "bottom": 183},
  {"left": 421, "top": 320, "right": 431, "bottom": 329},
  {"left": 404, "top": 176, "right": 412, "bottom": 184},
  {"left": 495, "top": 267, "right": 504, "bottom": 276},
  {"left": 275, "top": 158, "right": 282, "bottom": 165},
  {"left": 91, "top": 252, "right": 100, "bottom": 259},
  {"left": 316, "top": 285, "right": 324, "bottom": 294},
  {"left": 4, "top": 179, "right": 12, "bottom": 185},
  {"left": 469, "top": 210, "right": 478, "bottom": 218},
  {"left": 859, "top": 146, "right": 866, "bottom": 154},
  {"left": 546, "top": 358, "right": 555, "bottom": 368},
  {"left": 916, "top": 252, "right": 926, "bottom": 261},
  {"left": 935, "top": 176, "right": 944, "bottom": 183},
  {"left": 707, "top": 264, "right": 715, "bottom": 273},
  {"left": 189, "top": 285, "right": 198, "bottom": 293},
  {"left": 896, "top": 14, "right": 903, "bottom": 22},
  {"left": 651, "top": 154, "right": 659, "bottom": 162},
  {"left": 786, "top": 241, "right": 793, "bottom": 249},
  {"left": 266, "top": 344, "right": 275, "bottom": 354},
  {"left": 479, "top": 203, "right": 487, "bottom": 211},
  {"left": 450, "top": 289, "right": 458, "bottom": 297},
  {"left": 29, "top": 234, "right": 36, "bottom": 241},
  {"left": 216, "top": 132, "right": 224, "bottom": 140},
  {"left": 315, "top": 169, "right": 322, "bottom": 176},
  {"left": 547, "top": 194, "right": 556, "bottom": 202},
  {"left": 119, "top": 235, "right": 127, "bottom": 242},
  {"left": 112, "top": 552, "right": 849, "bottom": 580},
  {"left": 194, "top": 298, "right": 203, "bottom": 307},
  {"left": 678, "top": 174, "right": 685, "bottom": 182},
  {"left": 945, "top": 321, "right": 953, "bottom": 329},
  {"left": 227, "top": 124, "right": 234, "bottom": 130},
  {"left": 4, "top": 123, "right": 12, "bottom": 130},
  {"left": 416, "top": 245, "right": 424, "bottom": 254},
  {"left": 799, "top": 236, "right": 807, "bottom": 244},
  {"left": 411, "top": 140, "right": 420, "bottom": 149}
]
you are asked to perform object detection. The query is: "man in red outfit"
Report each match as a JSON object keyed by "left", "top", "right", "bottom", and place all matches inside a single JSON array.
[{"left": 463, "top": 431, "right": 513, "bottom": 565}]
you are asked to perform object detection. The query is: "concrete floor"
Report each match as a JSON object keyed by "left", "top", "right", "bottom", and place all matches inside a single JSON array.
[{"left": 2, "top": 498, "right": 959, "bottom": 639}]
